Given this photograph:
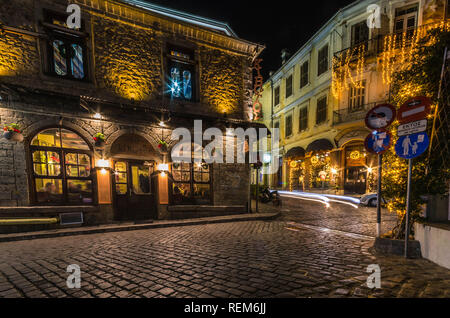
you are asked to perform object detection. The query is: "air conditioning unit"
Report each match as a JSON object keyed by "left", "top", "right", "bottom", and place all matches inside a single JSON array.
[{"left": 59, "top": 212, "right": 84, "bottom": 225}]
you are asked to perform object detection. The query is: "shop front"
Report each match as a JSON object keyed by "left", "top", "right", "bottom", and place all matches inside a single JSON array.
[
  {"left": 305, "top": 139, "right": 336, "bottom": 192},
  {"left": 285, "top": 147, "right": 306, "bottom": 191},
  {"left": 340, "top": 141, "right": 377, "bottom": 195}
]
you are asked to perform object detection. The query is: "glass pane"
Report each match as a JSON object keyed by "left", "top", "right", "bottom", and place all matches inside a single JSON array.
[
  {"left": 31, "top": 129, "right": 61, "bottom": 147},
  {"left": 32, "top": 151, "right": 47, "bottom": 163},
  {"left": 202, "top": 173, "right": 210, "bottom": 183},
  {"left": 131, "top": 166, "right": 150, "bottom": 195},
  {"left": 65, "top": 153, "right": 78, "bottom": 164},
  {"left": 47, "top": 152, "right": 60, "bottom": 164},
  {"left": 181, "top": 171, "right": 190, "bottom": 182},
  {"left": 116, "top": 184, "right": 128, "bottom": 195},
  {"left": 61, "top": 129, "right": 89, "bottom": 150},
  {"left": 71, "top": 44, "right": 85, "bottom": 79},
  {"left": 194, "top": 172, "right": 202, "bottom": 183},
  {"left": 115, "top": 172, "right": 127, "bottom": 184},
  {"left": 115, "top": 162, "right": 127, "bottom": 172},
  {"left": 48, "top": 164, "right": 61, "bottom": 177},
  {"left": 34, "top": 164, "right": 47, "bottom": 176},
  {"left": 66, "top": 165, "right": 79, "bottom": 177},
  {"left": 173, "top": 170, "right": 182, "bottom": 182},
  {"left": 79, "top": 166, "right": 90, "bottom": 178},
  {"left": 170, "top": 67, "right": 181, "bottom": 98},
  {"left": 67, "top": 180, "right": 93, "bottom": 204},
  {"left": 53, "top": 40, "right": 67, "bottom": 76},
  {"left": 183, "top": 70, "right": 192, "bottom": 100},
  {"left": 35, "top": 179, "right": 63, "bottom": 203},
  {"left": 78, "top": 154, "right": 90, "bottom": 166},
  {"left": 173, "top": 183, "right": 191, "bottom": 204},
  {"left": 193, "top": 184, "right": 211, "bottom": 200}
]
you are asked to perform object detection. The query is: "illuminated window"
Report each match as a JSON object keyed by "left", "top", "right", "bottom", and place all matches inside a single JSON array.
[
  {"left": 30, "top": 128, "right": 93, "bottom": 205},
  {"left": 166, "top": 46, "right": 195, "bottom": 101},
  {"left": 172, "top": 144, "right": 212, "bottom": 205},
  {"left": 44, "top": 10, "right": 87, "bottom": 80}
]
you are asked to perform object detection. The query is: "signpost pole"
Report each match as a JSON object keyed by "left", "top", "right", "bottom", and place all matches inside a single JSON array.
[
  {"left": 256, "top": 167, "right": 259, "bottom": 214},
  {"left": 405, "top": 159, "right": 413, "bottom": 258},
  {"left": 376, "top": 154, "right": 383, "bottom": 237}
]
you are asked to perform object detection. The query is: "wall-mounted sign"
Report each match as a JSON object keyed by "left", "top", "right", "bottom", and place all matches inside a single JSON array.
[
  {"left": 395, "top": 132, "right": 430, "bottom": 160},
  {"left": 397, "top": 96, "right": 431, "bottom": 124},
  {"left": 365, "top": 104, "right": 397, "bottom": 130},
  {"left": 397, "top": 119, "right": 427, "bottom": 137},
  {"left": 365, "top": 130, "right": 392, "bottom": 155}
]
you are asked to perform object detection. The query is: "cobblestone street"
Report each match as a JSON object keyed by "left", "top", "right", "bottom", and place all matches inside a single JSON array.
[{"left": 0, "top": 198, "right": 449, "bottom": 298}]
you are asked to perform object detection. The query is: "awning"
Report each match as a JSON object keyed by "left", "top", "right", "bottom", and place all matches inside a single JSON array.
[
  {"left": 306, "top": 139, "right": 335, "bottom": 153},
  {"left": 285, "top": 147, "right": 306, "bottom": 159}
]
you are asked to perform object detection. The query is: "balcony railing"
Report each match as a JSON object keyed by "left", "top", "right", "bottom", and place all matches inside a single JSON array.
[
  {"left": 333, "top": 102, "right": 384, "bottom": 126},
  {"left": 333, "top": 22, "right": 447, "bottom": 63}
]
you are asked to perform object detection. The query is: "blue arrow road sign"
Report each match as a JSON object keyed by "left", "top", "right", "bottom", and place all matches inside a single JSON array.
[{"left": 395, "top": 132, "right": 430, "bottom": 159}]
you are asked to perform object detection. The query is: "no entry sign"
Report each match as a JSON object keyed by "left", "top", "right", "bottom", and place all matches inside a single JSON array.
[
  {"left": 365, "top": 130, "right": 392, "bottom": 155},
  {"left": 397, "top": 96, "right": 431, "bottom": 124},
  {"left": 365, "top": 104, "right": 397, "bottom": 130}
]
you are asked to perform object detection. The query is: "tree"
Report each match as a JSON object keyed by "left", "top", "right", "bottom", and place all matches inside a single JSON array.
[{"left": 382, "top": 27, "right": 450, "bottom": 239}]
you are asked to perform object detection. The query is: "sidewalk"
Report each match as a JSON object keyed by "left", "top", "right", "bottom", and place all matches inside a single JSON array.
[{"left": 0, "top": 212, "right": 280, "bottom": 243}]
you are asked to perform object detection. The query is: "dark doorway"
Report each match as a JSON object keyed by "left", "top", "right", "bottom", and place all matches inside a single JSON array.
[
  {"left": 344, "top": 167, "right": 367, "bottom": 194},
  {"left": 113, "top": 160, "right": 157, "bottom": 221}
]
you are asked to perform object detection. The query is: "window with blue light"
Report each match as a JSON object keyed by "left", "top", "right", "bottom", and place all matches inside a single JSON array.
[
  {"left": 166, "top": 46, "right": 196, "bottom": 101},
  {"left": 43, "top": 10, "right": 88, "bottom": 81}
]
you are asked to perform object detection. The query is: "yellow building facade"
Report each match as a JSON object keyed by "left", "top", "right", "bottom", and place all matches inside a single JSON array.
[{"left": 256, "top": 0, "right": 448, "bottom": 194}]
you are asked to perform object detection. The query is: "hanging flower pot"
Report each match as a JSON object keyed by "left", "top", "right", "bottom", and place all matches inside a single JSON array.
[
  {"left": 3, "top": 124, "right": 24, "bottom": 142},
  {"left": 93, "top": 133, "right": 106, "bottom": 148},
  {"left": 158, "top": 140, "right": 168, "bottom": 154}
]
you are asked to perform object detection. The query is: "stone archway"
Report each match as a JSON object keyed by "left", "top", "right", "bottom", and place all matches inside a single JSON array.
[{"left": 109, "top": 133, "right": 161, "bottom": 162}]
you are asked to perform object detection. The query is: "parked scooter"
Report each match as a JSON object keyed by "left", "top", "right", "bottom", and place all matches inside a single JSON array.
[{"left": 259, "top": 187, "right": 282, "bottom": 207}]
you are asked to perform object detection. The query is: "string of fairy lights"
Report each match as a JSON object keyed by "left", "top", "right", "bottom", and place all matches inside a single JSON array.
[{"left": 332, "top": 21, "right": 449, "bottom": 99}]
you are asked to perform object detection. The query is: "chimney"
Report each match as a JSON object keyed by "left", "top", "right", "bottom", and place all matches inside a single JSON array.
[{"left": 281, "top": 49, "right": 291, "bottom": 65}]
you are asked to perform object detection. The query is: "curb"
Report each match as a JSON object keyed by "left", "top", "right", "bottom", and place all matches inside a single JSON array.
[{"left": 0, "top": 212, "right": 280, "bottom": 243}]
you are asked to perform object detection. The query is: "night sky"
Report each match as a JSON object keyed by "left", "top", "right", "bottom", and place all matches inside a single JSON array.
[{"left": 141, "top": 0, "right": 357, "bottom": 78}]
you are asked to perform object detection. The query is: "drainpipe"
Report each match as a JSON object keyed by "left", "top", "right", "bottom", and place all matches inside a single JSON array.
[{"left": 270, "top": 77, "right": 274, "bottom": 189}]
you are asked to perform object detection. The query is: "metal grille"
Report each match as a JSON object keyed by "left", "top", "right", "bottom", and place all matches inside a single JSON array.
[{"left": 59, "top": 212, "right": 84, "bottom": 226}]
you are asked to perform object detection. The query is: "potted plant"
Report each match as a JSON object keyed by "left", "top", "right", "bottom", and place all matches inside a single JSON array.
[
  {"left": 3, "top": 123, "right": 24, "bottom": 142},
  {"left": 158, "top": 139, "right": 168, "bottom": 153},
  {"left": 93, "top": 133, "right": 106, "bottom": 148}
]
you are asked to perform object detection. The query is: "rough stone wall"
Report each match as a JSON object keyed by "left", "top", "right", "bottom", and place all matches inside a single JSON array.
[
  {"left": 0, "top": 0, "right": 253, "bottom": 120},
  {"left": 213, "top": 163, "right": 250, "bottom": 206},
  {"left": 199, "top": 46, "right": 244, "bottom": 118},
  {"left": 93, "top": 17, "right": 163, "bottom": 102},
  {"left": 0, "top": 140, "right": 28, "bottom": 207}
]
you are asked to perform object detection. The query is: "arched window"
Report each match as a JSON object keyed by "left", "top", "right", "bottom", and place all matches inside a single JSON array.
[
  {"left": 30, "top": 128, "right": 94, "bottom": 205},
  {"left": 171, "top": 143, "right": 212, "bottom": 205}
]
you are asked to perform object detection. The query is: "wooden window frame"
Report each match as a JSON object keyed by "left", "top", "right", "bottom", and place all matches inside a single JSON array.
[
  {"left": 29, "top": 128, "right": 96, "bottom": 206},
  {"left": 317, "top": 44, "right": 329, "bottom": 76},
  {"left": 299, "top": 107, "right": 308, "bottom": 132},
  {"left": 300, "top": 61, "right": 309, "bottom": 89},
  {"left": 316, "top": 96, "right": 328, "bottom": 125}
]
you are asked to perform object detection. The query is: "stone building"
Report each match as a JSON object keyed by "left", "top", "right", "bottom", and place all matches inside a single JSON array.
[
  {"left": 255, "top": 0, "right": 447, "bottom": 195},
  {"left": 0, "top": 0, "right": 264, "bottom": 233}
]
